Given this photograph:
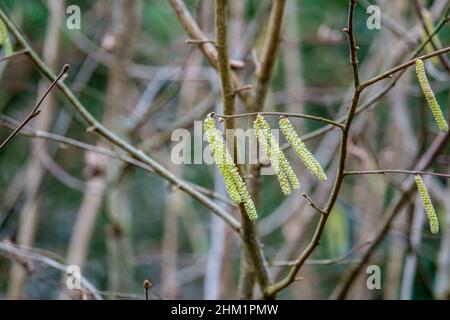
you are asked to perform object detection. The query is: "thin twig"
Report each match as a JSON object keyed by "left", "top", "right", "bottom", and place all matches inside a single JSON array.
[
  {"left": 214, "top": 111, "right": 344, "bottom": 129},
  {"left": 0, "top": 48, "right": 29, "bottom": 62},
  {"left": 0, "top": 64, "right": 69, "bottom": 151},
  {"left": 360, "top": 46, "right": 450, "bottom": 90},
  {"left": 332, "top": 130, "right": 450, "bottom": 299},
  {"left": 264, "top": 0, "right": 361, "bottom": 299},
  {"left": 301, "top": 193, "right": 325, "bottom": 215},
  {"left": 412, "top": 0, "right": 450, "bottom": 73},
  {"left": 0, "top": 241, "right": 103, "bottom": 300},
  {"left": 185, "top": 39, "right": 216, "bottom": 45},
  {"left": 272, "top": 241, "right": 371, "bottom": 266},
  {"left": 279, "top": 11, "right": 450, "bottom": 145},
  {"left": 0, "top": 114, "right": 235, "bottom": 207},
  {"left": 344, "top": 169, "right": 450, "bottom": 179},
  {"left": 0, "top": 8, "right": 241, "bottom": 233}
]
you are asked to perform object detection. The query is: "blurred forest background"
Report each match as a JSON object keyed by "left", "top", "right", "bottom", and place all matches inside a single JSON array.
[{"left": 0, "top": 0, "right": 450, "bottom": 300}]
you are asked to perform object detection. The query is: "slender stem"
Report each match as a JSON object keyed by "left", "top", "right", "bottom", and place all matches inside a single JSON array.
[
  {"left": 0, "top": 48, "right": 29, "bottom": 62},
  {"left": 253, "top": 0, "right": 287, "bottom": 109},
  {"left": 0, "top": 64, "right": 69, "bottom": 151},
  {"left": 168, "top": 0, "right": 255, "bottom": 107},
  {"left": 215, "top": 0, "right": 235, "bottom": 119},
  {"left": 280, "top": 12, "right": 450, "bottom": 145},
  {"left": 360, "top": 46, "right": 450, "bottom": 90},
  {"left": 215, "top": 0, "right": 271, "bottom": 297},
  {"left": 412, "top": 0, "right": 450, "bottom": 73},
  {"left": 332, "top": 130, "right": 450, "bottom": 299},
  {"left": 243, "top": 0, "right": 288, "bottom": 297},
  {"left": 214, "top": 111, "right": 344, "bottom": 129},
  {"left": 0, "top": 7, "right": 241, "bottom": 233},
  {"left": 344, "top": 169, "right": 450, "bottom": 179},
  {"left": 272, "top": 241, "right": 371, "bottom": 267},
  {"left": 301, "top": 193, "right": 325, "bottom": 215},
  {"left": 265, "top": 0, "right": 361, "bottom": 298}
]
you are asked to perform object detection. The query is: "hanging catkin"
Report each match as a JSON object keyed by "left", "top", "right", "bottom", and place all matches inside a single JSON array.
[
  {"left": 254, "top": 115, "right": 300, "bottom": 195},
  {"left": 204, "top": 116, "right": 257, "bottom": 220},
  {"left": 279, "top": 117, "right": 327, "bottom": 181},
  {"left": 415, "top": 59, "right": 448, "bottom": 132},
  {"left": 414, "top": 175, "right": 439, "bottom": 234}
]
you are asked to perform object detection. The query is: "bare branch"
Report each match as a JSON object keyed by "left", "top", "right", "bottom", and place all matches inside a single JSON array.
[
  {"left": 0, "top": 64, "right": 69, "bottom": 151},
  {"left": 344, "top": 169, "right": 450, "bottom": 179},
  {"left": 0, "top": 8, "right": 241, "bottom": 233}
]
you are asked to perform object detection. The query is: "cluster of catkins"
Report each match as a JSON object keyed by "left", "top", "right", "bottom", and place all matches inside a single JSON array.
[{"left": 204, "top": 114, "right": 326, "bottom": 220}]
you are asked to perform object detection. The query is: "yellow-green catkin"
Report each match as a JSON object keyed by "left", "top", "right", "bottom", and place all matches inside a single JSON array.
[
  {"left": 204, "top": 117, "right": 257, "bottom": 220},
  {"left": 415, "top": 59, "right": 448, "bottom": 132},
  {"left": 415, "top": 175, "right": 439, "bottom": 234},
  {"left": 254, "top": 115, "right": 300, "bottom": 195},
  {"left": 0, "top": 18, "right": 12, "bottom": 57},
  {"left": 279, "top": 117, "right": 327, "bottom": 181}
]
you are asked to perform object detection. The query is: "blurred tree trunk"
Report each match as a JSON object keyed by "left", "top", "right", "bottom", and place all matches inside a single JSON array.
[
  {"left": 59, "top": 152, "right": 107, "bottom": 299},
  {"left": 202, "top": 0, "right": 242, "bottom": 300},
  {"left": 382, "top": 0, "right": 415, "bottom": 299},
  {"left": 159, "top": 50, "right": 204, "bottom": 298},
  {"left": 281, "top": 0, "right": 319, "bottom": 299},
  {"left": 400, "top": 199, "right": 425, "bottom": 299},
  {"left": 103, "top": 0, "right": 140, "bottom": 294},
  {"left": 8, "top": 0, "right": 64, "bottom": 299},
  {"left": 282, "top": 0, "right": 304, "bottom": 115}
]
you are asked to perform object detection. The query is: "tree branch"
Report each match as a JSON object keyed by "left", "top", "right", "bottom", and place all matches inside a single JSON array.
[
  {"left": 215, "top": 0, "right": 271, "bottom": 298},
  {"left": 0, "top": 7, "right": 241, "bottom": 233},
  {"left": 0, "top": 48, "right": 29, "bottom": 62},
  {"left": 360, "top": 46, "right": 450, "bottom": 90},
  {"left": 0, "top": 64, "right": 69, "bottom": 151},
  {"left": 0, "top": 241, "right": 103, "bottom": 300},
  {"left": 264, "top": 0, "right": 361, "bottom": 298},
  {"left": 214, "top": 111, "right": 344, "bottom": 129},
  {"left": 344, "top": 169, "right": 450, "bottom": 179},
  {"left": 253, "top": 0, "right": 287, "bottom": 109},
  {"left": 332, "top": 129, "right": 450, "bottom": 299}
]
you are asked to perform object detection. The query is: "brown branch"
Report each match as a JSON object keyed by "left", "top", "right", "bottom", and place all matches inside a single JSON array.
[
  {"left": 0, "top": 48, "right": 29, "bottom": 62},
  {"left": 0, "top": 113, "right": 234, "bottom": 208},
  {"left": 412, "top": 0, "right": 450, "bottom": 73},
  {"left": 264, "top": 0, "right": 361, "bottom": 298},
  {"left": 344, "top": 169, "right": 450, "bottom": 179},
  {"left": 253, "top": 0, "right": 287, "bottom": 109},
  {"left": 0, "top": 64, "right": 69, "bottom": 151},
  {"left": 301, "top": 193, "right": 326, "bottom": 215},
  {"left": 0, "top": 8, "right": 241, "bottom": 233},
  {"left": 168, "top": 0, "right": 255, "bottom": 107},
  {"left": 215, "top": 0, "right": 271, "bottom": 298},
  {"left": 0, "top": 241, "right": 103, "bottom": 300},
  {"left": 272, "top": 241, "right": 371, "bottom": 267},
  {"left": 332, "top": 130, "right": 450, "bottom": 299},
  {"left": 214, "top": 111, "right": 344, "bottom": 129},
  {"left": 279, "top": 12, "right": 450, "bottom": 146},
  {"left": 360, "top": 46, "right": 450, "bottom": 90}
]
